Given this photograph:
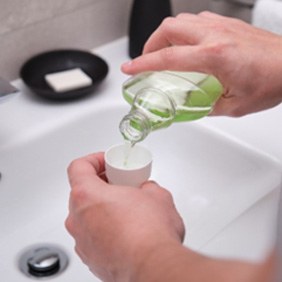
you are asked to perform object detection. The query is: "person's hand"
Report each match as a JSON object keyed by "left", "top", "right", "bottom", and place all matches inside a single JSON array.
[
  {"left": 65, "top": 153, "right": 275, "bottom": 282},
  {"left": 121, "top": 12, "right": 282, "bottom": 117},
  {"left": 65, "top": 152, "right": 185, "bottom": 282}
]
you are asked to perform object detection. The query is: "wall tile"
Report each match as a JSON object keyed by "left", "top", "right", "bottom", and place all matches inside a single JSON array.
[
  {"left": 172, "top": 0, "right": 209, "bottom": 14},
  {"left": 0, "top": 0, "right": 213, "bottom": 80},
  {"left": 210, "top": 0, "right": 253, "bottom": 22},
  {"left": 0, "top": 0, "right": 95, "bottom": 35},
  {"left": 0, "top": 0, "right": 131, "bottom": 80}
]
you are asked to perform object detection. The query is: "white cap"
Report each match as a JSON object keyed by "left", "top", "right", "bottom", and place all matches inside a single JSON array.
[{"left": 105, "top": 143, "right": 152, "bottom": 187}]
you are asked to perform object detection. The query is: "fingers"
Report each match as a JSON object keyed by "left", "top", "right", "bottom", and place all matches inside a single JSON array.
[
  {"left": 141, "top": 181, "right": 175, "bottom": 205},
  {"left": 122, "top": 45, "right": 210, "bottom": 74},
  {"left": 142, "top": 12, "right": 222, "bottom": 55},
  {"left": 121, "top": 12, "right": 221, "bottom": 75},
  {"left": 198, "top": 10, "right": 228, "bottom": 20},
  {"left": 210, "top": 95, "right": 259, "bottom": 117},
  {"left": 121, "top": 11, "right": 238, "bottom": 76},
  {"left": 142, "top": 14, "right": 201, "bottom": 55},
  {"left": 67, "top": 152, "right": 107, "bottom": 193},
  {"left": 138, "top": 12, "right": 225, "bottom": 53}
]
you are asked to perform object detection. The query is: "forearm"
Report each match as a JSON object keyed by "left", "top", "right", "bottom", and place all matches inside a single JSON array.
[{"left": 129, "top": 242, "right": 273, "bottom": 282}]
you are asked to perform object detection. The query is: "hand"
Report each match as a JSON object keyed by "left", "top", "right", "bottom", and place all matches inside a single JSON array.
[
  {"left": 121, "top": 12, "right": 282, "bottom": 117},
  {"left": 65, "top": 152, "right": 185, "bottom": 282}
]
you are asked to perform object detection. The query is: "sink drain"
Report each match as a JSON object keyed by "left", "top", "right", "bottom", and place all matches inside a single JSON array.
[{"left": 18, "top": 244, "right": 69, "bottom": 279}]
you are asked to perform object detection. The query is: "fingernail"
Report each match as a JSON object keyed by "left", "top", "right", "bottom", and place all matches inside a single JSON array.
[{"left": 121, "top": 60, "right": 133, "bottom": 71}]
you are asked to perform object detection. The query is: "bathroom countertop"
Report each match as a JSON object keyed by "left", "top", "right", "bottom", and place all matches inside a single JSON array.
[{"left": 1, "top": 37, "right": 282, "bottom": 262}]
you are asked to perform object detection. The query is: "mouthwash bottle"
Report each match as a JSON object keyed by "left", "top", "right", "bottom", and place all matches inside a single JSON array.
[{"left": 119, "top": 71, "right": 223, "bottom": 145}]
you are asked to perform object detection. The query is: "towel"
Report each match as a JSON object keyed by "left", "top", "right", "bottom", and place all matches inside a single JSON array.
[{"left": 252, "top": 0, "right": 282, "bottom": 35}]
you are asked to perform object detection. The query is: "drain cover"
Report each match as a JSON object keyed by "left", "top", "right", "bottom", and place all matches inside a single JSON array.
[{"left": 18, "top": 244, "right": 68, "bottom": 279}]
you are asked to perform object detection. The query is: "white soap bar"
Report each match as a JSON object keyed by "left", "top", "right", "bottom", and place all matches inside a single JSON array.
[{"left": 45, "top": 68, "right": 92, "bottom": 92}]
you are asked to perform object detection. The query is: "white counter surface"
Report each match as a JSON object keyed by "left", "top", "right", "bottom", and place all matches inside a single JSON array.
[{"left": 1, "top": 37, "right": 282, "bottom": 262}]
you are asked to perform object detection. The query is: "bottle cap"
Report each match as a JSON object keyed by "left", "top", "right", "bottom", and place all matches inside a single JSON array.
[{"left": 105, "top": 143, "right": 152, "bottom": 187}]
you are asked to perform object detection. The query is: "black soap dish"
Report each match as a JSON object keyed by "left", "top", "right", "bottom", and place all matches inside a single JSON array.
[{"left": 20, "top": 49, "right": 109, "bottom": 101}]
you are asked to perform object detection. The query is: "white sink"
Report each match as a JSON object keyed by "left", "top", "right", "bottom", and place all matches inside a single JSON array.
[
  {"left": 0, "top": 99, "right": 281, "bottom": 281},
  {"left": 0, "top": 38, "right": 281, "bottom": 281}
]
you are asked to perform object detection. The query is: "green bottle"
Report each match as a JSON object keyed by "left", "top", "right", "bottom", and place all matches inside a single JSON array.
[{"left": 119, "top": 71, "right": 223, "bottom": 144}]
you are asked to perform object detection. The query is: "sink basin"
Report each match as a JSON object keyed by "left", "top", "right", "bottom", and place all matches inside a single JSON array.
[
  {"left": 0, "top": 101, "right": 281, "bottom": 281},
  {"left": 1, "top": 37, "right": 281, "bottom": 281}
]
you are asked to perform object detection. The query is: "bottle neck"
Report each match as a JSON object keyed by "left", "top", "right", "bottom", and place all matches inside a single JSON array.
[
  {"left": 120, "top": 87, "right": 176, "bottom": 144},
  {"left": 119, "top": 110, "right": 152, "bottom": 145}
]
